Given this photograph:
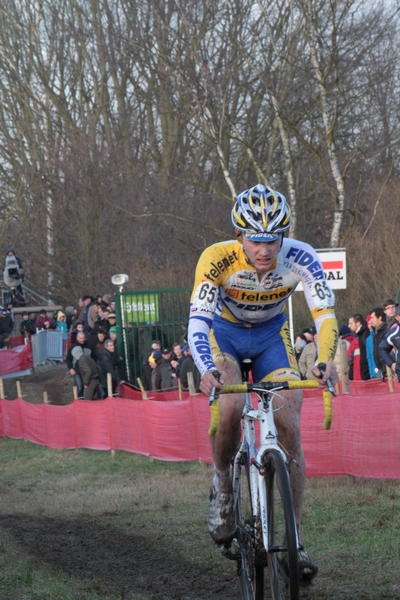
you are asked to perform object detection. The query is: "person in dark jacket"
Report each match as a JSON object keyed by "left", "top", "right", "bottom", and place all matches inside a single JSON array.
[
  {"left": 379, "top": 305, "right": 400, "bottom": 379},
  {"left": 179, "top": 347, "right": 201, "bottom": 391},
  {"left": 348, "top": 313, "right": 370, "bottom": 380},
  {"left": 0, "top": 310, "right": 14, "bottom": 336},
  {"left": 98, "top": 339, "right": 121, "bottom": 396},
  {"left": 66, "top": 331, "right": 93, "bottom": 397},
  {"left": 71, "top": 346, "right": 101, "bottom": 400},
  {"left": 369, "top": 307, "right": 388, "bottom": 377},
  {"left": 19, "top": 311, "right": 36, "bottom": 336}
]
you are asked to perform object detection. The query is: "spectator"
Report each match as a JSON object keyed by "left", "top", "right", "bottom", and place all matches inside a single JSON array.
[
  {"left": 172, "top": 342, "right": 183, "bottom": 361},
  {"left": 19, "top": 311, "right": 36, "bottom": 337},
  {"left": 160, "top": 347, "right": 176, "bottom": 390},
  {"left": 369, "top": 307, "right": 388, "bottom": 378},
  {"left": 2, "top": 248, "right": 25, "bottom": 305},
  {"left": 179, "top": 345, "right": 201, "bottom": 391},
  {"left": 87, "top": 328, "right": 107, "bottom": 361},
  {"left": 35, "top": 310, "right": 56, "bottom": 330},
  {"left": 149, "top": 350, "right": 163, "bottom": 391},
  {"left": 298, "top": 330, "right": 318, "bottom": 380},
  {"left": 348, "top": 314, "right": 370, "bottom": 380},
  {"left": 365, "top": 315, "right": 378, "bottom": 379},
  {"left": 94, "top": 307, "right": 111, "bottom": 333},
  {"left": 69, "top": 307, "right": 81, "bottom": 331},
  {"left": 87, "top": 301, "right": 101, "bottom": 331},
  {"left": 81, "top": 295, "right": 93, "bottom": 333},
  {"left": 383, "top": 299, "right": 396, "bottom": 329},
  {"left": 0, "top": 333, "right": 10, "bottom": 349},
  {"left": 333, "top": 325, "right": 353, "bottom": 378},
  {"left": 379, "top": 305, "right": 400, "bottom": 380},
  {"left": 56, "top": 311, "right": 69, "bottom": 357},
  {"left": 71, "top": 346, "right": 101, "bottom": 400},
  {"left": 107, "top": 313, "right": 117, "bottom": 330},
  {"left": 302, "top": 327, "right": 316, "bottom": 343},
  {"left": 98, "top": 339, "right": 121, "bottom": 396},
  {"left": 66, "top": 331, "right": 92, "bottom": 397},
  {"left": 70, "top": 321, "right": 84, "bottom": 345},
  {"left": 64, "top": 306, "right": 75, "bottom": 330},
  {"left": 293, "top": 338, "right": 307, "bottom": 366},
  {"left": 0, "top": 309, "right": 14, "bottom": 336}
]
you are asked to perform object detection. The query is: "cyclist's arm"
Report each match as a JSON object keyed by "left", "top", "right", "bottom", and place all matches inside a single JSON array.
[{"left": 188, "top": 246, "right": 225, "bottom": 379}]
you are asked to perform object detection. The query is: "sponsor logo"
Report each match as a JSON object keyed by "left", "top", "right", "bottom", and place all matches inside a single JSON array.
[
  {"left": 285, "top": 247, "right": 324, "bottom": 279},
  {"left": 192, "top": 331, "right": 214, "bottom": 370},
  {"left": 261, "top": 273, "right": 283, "bottom": 290},
  {"left": 225, "top": 288, "right": 292, "bottom": 302},
  {"left": 203, "top": 251, "right": 239, "bottom": 282}
]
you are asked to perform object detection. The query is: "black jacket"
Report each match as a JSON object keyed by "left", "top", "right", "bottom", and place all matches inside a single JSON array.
[
  {"left": 356, "top": 324, "right": 370, "bottom": 380},
  {"left": 373, "top": 321, "right": 389, "bottom": 374},
  {"left": 379, "top": 324, "right": 400, "bottom": 376}
]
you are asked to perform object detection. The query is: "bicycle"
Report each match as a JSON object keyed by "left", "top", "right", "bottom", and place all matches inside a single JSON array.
[{"left": 209, "top": 361, "right": 334, "bottom": 600}]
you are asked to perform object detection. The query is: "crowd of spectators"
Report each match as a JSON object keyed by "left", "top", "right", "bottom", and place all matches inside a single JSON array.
[
  {"left": 296, "top": 298, "right": 400, "bottom": 383},
  {"left": 65, "top": 294, "right": 122, "bottom": 400}
]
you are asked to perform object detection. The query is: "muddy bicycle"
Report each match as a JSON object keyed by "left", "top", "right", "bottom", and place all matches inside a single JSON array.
[{"left": 209, "top": 361, "right": 335, "bottom": 600}]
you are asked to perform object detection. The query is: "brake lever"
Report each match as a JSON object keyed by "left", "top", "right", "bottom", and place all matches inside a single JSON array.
[
  {"left": 317, "top": 362, "right": 337, "bottom": 397},
  {"left": 208, "top": 370, "right": 221, "bottom": 405}
]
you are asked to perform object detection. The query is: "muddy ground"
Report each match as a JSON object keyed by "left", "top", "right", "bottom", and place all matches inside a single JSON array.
[{"left": 3, "top": 363, "right": 76, "bottom": 405}]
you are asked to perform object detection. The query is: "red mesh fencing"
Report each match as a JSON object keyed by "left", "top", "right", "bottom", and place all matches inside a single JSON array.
[
  {"left": 0, "top": 342, "right": 32, "bottom": 376},
  {"left": 1, "top": 380, "right": 400, "bottom": 477}
]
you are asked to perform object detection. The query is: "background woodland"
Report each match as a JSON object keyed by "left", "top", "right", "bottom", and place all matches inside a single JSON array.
[{"left": 0, "top": 0, "right": 399, "bottom": 323}]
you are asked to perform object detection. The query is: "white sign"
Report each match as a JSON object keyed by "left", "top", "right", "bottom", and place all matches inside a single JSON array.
[{"left": 296, "top": 248, "right": 346, "bottom": 291}]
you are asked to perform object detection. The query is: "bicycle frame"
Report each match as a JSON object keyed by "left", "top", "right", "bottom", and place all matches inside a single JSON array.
[{"left": 232, "top": 388, "right": 299, "bottom": 554}]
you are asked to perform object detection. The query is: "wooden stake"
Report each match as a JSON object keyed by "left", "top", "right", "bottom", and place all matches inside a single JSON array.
[
  {"left": 43, "top": 391, "right": 49, "bottom": 404},
  {"left": 111, "top": 449, "right": 115, "bottom": 459},
  {"left": 107, "top": 373, "right": 113, "bottom": 398},
  {"left": 187, "top": 372, "right": 196, "bottom": 396},
  {"left": 136, "top": 377, "right": 148, "bottom": 400},
  {"left": 0, "top": 377, "right": 4, "bottom": 399},
  {"left": 73, "top": 386, "right": 78, "bottom": 400},
  {"left": 386, "top": 365, "right": 395, "bottom": 393},
  {"left": 178, "top": 378, "right": 182, "bottom": 400},
  {"left": 16, "top": 380, "right": 22, "bottom": 399}
]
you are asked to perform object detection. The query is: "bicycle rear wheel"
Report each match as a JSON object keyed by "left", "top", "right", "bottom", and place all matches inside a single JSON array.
[
  {"left": 263, "top": 448, "right": 299, "bottom": 600},
  {"left": 234, "top": 454, "right": 264, "bottom": 600}
]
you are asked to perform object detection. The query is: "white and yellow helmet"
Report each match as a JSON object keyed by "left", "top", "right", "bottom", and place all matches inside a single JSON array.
[{"left": 231, "top": 184, "right": 291, "bottom": 241}]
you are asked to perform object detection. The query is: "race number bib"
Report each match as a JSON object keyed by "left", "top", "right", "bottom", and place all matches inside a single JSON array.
[{"left": 310, "top": 280, "right": 334, "bottom": 309}]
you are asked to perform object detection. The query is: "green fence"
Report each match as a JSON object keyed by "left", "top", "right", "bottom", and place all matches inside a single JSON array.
[{"left": 114, "top": 287, "right": 192, "bottom": 383}]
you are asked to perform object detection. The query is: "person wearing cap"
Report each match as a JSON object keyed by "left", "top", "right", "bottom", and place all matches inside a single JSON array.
[
  {"left": 149, "top": 349, "right": 163, "bottom": 391},
  {"left": 71, "top": 345, "right": 101, "bottom": 400},
  {"left": 188, "top": 184, "right": 338, "bottom": 581},
  {"left": 293, "top": 337, "right": 307, "bottom": 366},
  {"left": 160, "top": 348, "right": 177, "bottom": 390},
  {"left": 19, "top": 311, "right": 36, "bottom": 337},
  {"left": 379, "top": 305, "right": 400, "bottom": 380}
]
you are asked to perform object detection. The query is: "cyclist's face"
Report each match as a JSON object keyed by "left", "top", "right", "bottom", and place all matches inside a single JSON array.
[{"left": 241, "top": 237, "right": 281, "bottom": 275}]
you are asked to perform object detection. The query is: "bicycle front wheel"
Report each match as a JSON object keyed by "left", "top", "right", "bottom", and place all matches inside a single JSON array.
[
  {"left": 234, "top": 454, "right": 264, "bottom": 600},
  {"left": 263, "top": 448, "right": 299, "bottom": 600}
]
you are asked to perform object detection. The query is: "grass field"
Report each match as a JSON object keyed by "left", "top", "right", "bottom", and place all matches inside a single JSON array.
[{"left": 0, "top": 437, "right": 399, "bottom": 599}]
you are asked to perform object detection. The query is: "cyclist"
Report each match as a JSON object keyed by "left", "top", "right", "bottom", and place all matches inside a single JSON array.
[{"left": 188, "top": 184, "right": 338, "bottom": 584}]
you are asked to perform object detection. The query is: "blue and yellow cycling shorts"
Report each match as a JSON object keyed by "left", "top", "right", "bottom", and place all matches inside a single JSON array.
[{"left": 209, "top": 313, "right": 300, "bottom": 382}]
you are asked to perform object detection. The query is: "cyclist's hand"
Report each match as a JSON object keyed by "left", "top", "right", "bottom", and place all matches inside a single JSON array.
[
  {"left": 200, "top": 369, "right": 226, "bottom": 396},
  {"left": 312, "top": 361, "right": 338, "bottom": 390}
]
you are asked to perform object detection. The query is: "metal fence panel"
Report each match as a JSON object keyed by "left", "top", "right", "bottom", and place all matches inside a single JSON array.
[
  {"left": 114, "top": 287, "right": 192, "bottom": 383},
  {"left": 31, "top": 330, "right": 63, "bottom": 366}
]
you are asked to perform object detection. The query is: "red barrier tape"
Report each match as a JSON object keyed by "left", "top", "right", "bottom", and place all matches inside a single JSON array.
[{"left": 1, "top": 383, "right": 400, "bottom": 477}]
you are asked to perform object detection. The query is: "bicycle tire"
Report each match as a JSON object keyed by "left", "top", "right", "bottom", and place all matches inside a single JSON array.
[
  {"left": 264, "top": 448, "right": 299, "bottom": 600},
  {"left": 234, "top": 454, "right": 265, "bottom": 600}
]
